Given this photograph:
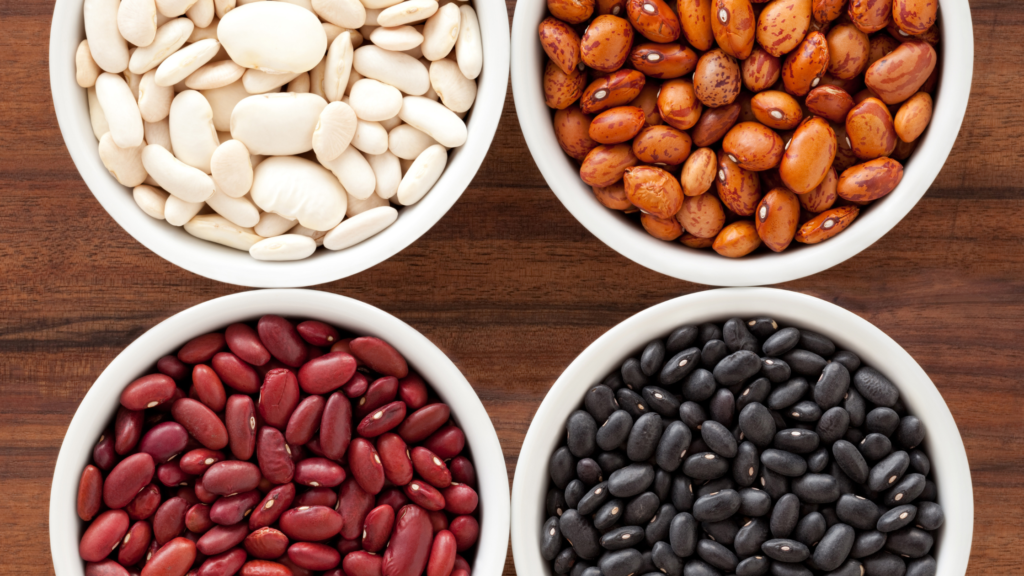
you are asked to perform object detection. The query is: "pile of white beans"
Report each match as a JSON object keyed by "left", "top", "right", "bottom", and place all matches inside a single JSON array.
[{"left": 79, "top": 0, "right": 481, "bottom": 261}]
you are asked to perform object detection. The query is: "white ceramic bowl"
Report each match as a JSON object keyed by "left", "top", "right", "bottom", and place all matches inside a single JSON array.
[
  {"left": 511, "top": 6, "right": 974, "bottom": 286},
  {"left": 49, "top": 289, "right": 510, "bottom": 576},
  {"left": 511, "top": 288, "right": 972, "bottom": 575},
  {"left": 49, "top": 6, "right": 510, "bottom": 288}
]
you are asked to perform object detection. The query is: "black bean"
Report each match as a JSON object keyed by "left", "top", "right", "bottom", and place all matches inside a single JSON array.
[
  {"left": 624, "top": 491, "right": 661, "bottom": 524},
  {"left": 739, "top": 402, "right": 777, "bottom": 448},
  {"left": 850, "top": 531, "right": 887, "bottom": 559},
  {"left": 668, "top": 325, "right": 700, "bottom": 353},
  {"left": 691, "top": 489, "right": 741, "bottom": 522},
  {"left": 798, "top": 330, "right": 835, "bottom": 357},
  {"left": 616, "top": 388, "right": 647, "bottom": 419},
  {"left": 647, "top": 541, "right": 682, "bottom": 576},
  {"left": 895, "top": 416, "right": 925, "bottom": 450},
  {"left": 702, "top": 518, "right": 740, "bottom": 545},
  {"left": 600, "top": 526, "right": 645, "bottom": 551},
  {"left": 696, "top": 420, "right": 736, "bottom": 458},
  {"left": 768, "top": 377, "right": 809, "bottom": 410},
  {"left": 559, "top": 509, "right": 601, "bottom": 559},
  {"left": 739, "top": 487, "right": 772, "bottom": 516},
  {"left": 736, "top": 555, "right": 771, "bottom": 576},
  {"left": 919, "top": 480, "right": 937, "bottom": 502},
  {"left": 683, "top": 559, "right": 721, "bottom": 576},
  {"left": 832, "top": 350, "right": 861, "bottom": 373},
  {"left": 550, "top": 446, "right": 577, "bottom": 489},
  {"left": 877, "top": 504, "right": 917, "bottom": 533},
  {"left": 654, "top": 469, "right": 673, "bottom": 502},
  {"left": 770, "top": 493, "right": 800, "bottom": 537},
  {"left": 836, "top": 494, "right": 881, "bottom": 530},
  {"left": 724, "top": 318, "right": 760, "bottom": 353},
  {"left": 807, "top": 447, "right": 830, "bottom": 473},
  {"left": 852, "top": 367, "right": 899, "bottom": 408},
  {"left": 604, "top": 371, "right": 625, "bottom": 391},
  {"left": 844, "top": 388, "right": 867, "bottom": 428},
  {"left": 542, "top": 516, "right": 563, "bottom": 561},
  {"left": 681, "top": 369, "right": 717, "bottom": 402},
  {"left": 814, "top": 362, "right": 850, "bottom": 410},
  {"left": 905, "top": 556, "right": 936, "bottom": 576},
  {"left": 714, "top": 351, "right": 762, "bottom": 386},
  {"left": 567, "top": 410, "right": 598, "bottom": 457},
  {"left": 697, "top": 477, "right": 735, "bottom": 497},
  {"left": 761, "top": 357, "right": 792, "bottom": 384},
  {"left": 596, "top": 410, "right": 633, "bottom": 452},
  {"left": 832, "top": 440, "right": 869, "bottom": 484},
  {"left": 735, "top": 517, "right": 771, "bottom": 557},
  {"left": 845, "top": 427, "right": 865, "bottom": 445},
  {"left": 565, "top": 479, "right": 586, "bottom": 508},
  {"left": 828, "top": 559, "right": 865, "bottom": 576},
  {"left": 914, "top": 501, "right": 944, "bottom": 531},
  {"left": 884, "top": 527, "right": 933, "bottom": 558},
  {"left": 671, "top": 474, "right": 695, "bottom": 511},
  {"left": 697, "top": 538, "right": 740, "bottom": 571},
  {"left": 771, "top": 561, "right": 813, "bottom": 576},
  {"left": 638, "top": 551, "right": 656, "bottom": 574},
  {"left": 594, "top": 499, "right": 624, "bottom": 531},
  {"left": 761, "top": 449, "right": 808, "bottom": 477},
  {"left": 628, "top": 412, "right": 664, "bottom": 462},
  {"left": 737, "top": 378, "right": 771, "bottom": 411},
  {"left": 867, "top": 451, "right": 910, "bottom": 492},
  {"left": 584, "top": 385, "right": 618, "bottom": 423},
  {"left": 791, "top": 473, "right": 840, "bottom": 504},
  {"left": 702, "top": 339, "right": 729, "bottom": 368},
  {"left": 859, "top": 433, "right": 892, "bottom": 462},
  {"left": 683, "top": 452, "right": 730, "bottom": 480},
  {"left": 811, "top": 523, "right": 854, "bottom": 571},
  {"left": 798, "top": 501, "right": 819, "bottom": 517},
  {"left": 641, "top": 339, "right": 667, "bottom": 377},
  {"left": 570, "top": 562, "right": 595, "bottom": 576},
  {"left": 680, "top": 401, "right": 709, "bottom": 430},
  {"left": 747, "top": 317, "right": 779, "bottom": 340},
  {"left": 608, "top": 463, "right": 655, "bottom": 498},
  {"left": 699, "top": 323, "right": 723, "bottom": 344},
  {"left": 787, "top": 401, "right": 822, "bottom": 423},
  {"left": 577, "top": 481, "right": 611, "bottom": 515},
  {"left": 547, "top": 488, "right": 568, "bottom": 517},
  {"left": 709, "top": 388, "right": 736, "bottom": 428},
  {"left": 891, "top": 397, "right": 907, "bottom": 416},
  {"left": 599, "top": 549, "right": 643, "bottom": 576},
  {"left": 760, "top": 466, "right": 790, "bottom": 500},
  {"left": 733, "top": 441, "right": 760, "bottom": 487},
  {"left": 762, "top": 539, "right": 810, "bottom": 562},
  {"left": 774, "top": 429, "right": 820, "bottom": 454},
  {"left": 596, "top": 450, "right": 629, "bottom": 474},
  {"left": 782, "top": 350, "right": 827, "bottom": 378},
  {"left": 657, "top": 421, "right": 693, "bottom": 472},
  {"left": 882, "top": 473, "right": 925, "bottom": 506},
  {"left": 865, "top": 407, "right": 900, "bottom": 437},
  {"left": 670, "top": 512, "right": 699, "bottom": 557},
  {"left": 553, "top": 546, "right": 577, "bottom": 574},
  {"left": 762, "top": 327, "right": 800, "bottom": 357},
  {"left": 792, "top": 512, "right": 826, "bottom": 548},
  {"left": 908, "top": 449, "right": 930, "bottom": 477},
  {"left": 661, "top": 347, "right": 703, "bottom": 385},
  {"left": 621, "top": 357, "right": 648, "bottom": 390},
  {"left": 647, "top": 503, "right": 677, "bottom": 546},
  {"left": 577, "top": 458, "right": 604, "bottom": 486},
  {"left": 816, "top": 407, "right": 851, "bottom": 445}
]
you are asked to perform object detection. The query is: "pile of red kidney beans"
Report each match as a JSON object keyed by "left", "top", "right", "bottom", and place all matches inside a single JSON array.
[{"left": 76, "top": 315, "right": 480, "bottom": 576}]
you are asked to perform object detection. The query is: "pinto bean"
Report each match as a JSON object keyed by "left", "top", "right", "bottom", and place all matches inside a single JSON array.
[
  {"left": 632, "top": 125, "right": 693, "bottom": 165},
  {"left": 629, "top": 81, "right": 664, "bottom": 126},
  {"left": 657, "top": 79, "right": 702, "bottom": 130},
  {"left": 693, "top": 49, "right": 742, "bottom": 107},
  {"left": 781, "top": 31, "right": 830, "bottom": 96},
  {"left": 629, "top": 43, "right": 698, "bottom": 78},
  {"left": 894, "top": 92, "right": 932, "bottom": 142},
  {"left": 827, "top": 24, "right": 870, "bottom": 80},
  {"left": 892, "top": 0, "right": 937, "bottom": 35},
  {"left": 627, "top": 0, "right": 682, "bottom": 42},
  {"left": 581, "top": 14, "right": 635, "bottom": 71},
  {"left": 864, "top": 40, "right": 937, "bottom": 104},
  {"left": 580, "top": 143, "right": 639, "bottom": 187},
  {"left": 756, "top": 0, "right": 812, "bottom": 57},
  {"left": 868, "top": 34, "right": 901, "bottom": 67},
  {"left": 713, "top": 220, "right": 762, "bottom": 257},
  {"left": 641, "top": 213, "right": 684, "bottom": 240},
  {"left": 750, "top": 91, "right": 802, "bottom": 130},
  {"left": 837, "top": 157, "right": 904, "bottom": 201},
  {"left": 813, "top": 0, "right": 845, "bottom": 22},
  {"left": 691, "top": 103, "right": 741, "bottom": 147},
  {"left": 742, "top": 46, "right": 781, "bottom": 92},
  {"left": 538, "top": 17, "right": 581, "bottom": 75},
  {"left": 846, "top": 97, "right": 897, "bottom": 160},
  {"left": 588, "top": 106, "right": 648, "bottom": 144},
  {"left": 798, "top": 167, "right": 838, "bottom": 212},
  {"left": 795, "top": 205, "right": 859, "bottom": 243},
  {"left": 677, "top": 192, "right": 726, "bottom": 238},
  {"left": 832, "top": 123, "right": 860, "bottom": 173},
  {"left": 681, "top": 147, "right": 718, "bottom": 196},
  {"left": 592, "top": 182, "right": 634, "bottom": 209},
  {"left": 580, "top": 69, "right": 646, "bottom": 114},
  {"left": 779, "top": 117, "right": 836, "bottom": 193},
  {"left": 549, "top": 0, "right": 597, "bottom": 23},
  {"left": 722, "top": 122, "right": 785, "bottom": 171},
  {"left": 805, "top": 85, "right": 855, "bottom": 123},
  {"left": 755, "top": 188, "right": 801, "bottom": 252},
  {"left": 711, "top": 0, "right": 756, "bottom": 59},
  {"left": 848, "top": 0, "right": 893, "bottom": 33},
  {"left": 677, "top": 0, "right": 715, "bottom": 50},
  {"left": 623, "top": 165, "right": 685, "bottom": 218},
  {"left": 681, "top": 233, "right": 715, "bottom": 248},
  {"left": 544, "top": 60, "right": 587, "bottom": 110},
  {"left": 716, "top": 149, "right": 761, "bottom": 215}
]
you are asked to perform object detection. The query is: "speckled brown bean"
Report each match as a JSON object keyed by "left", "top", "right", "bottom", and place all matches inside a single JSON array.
[
  {"left": 848, "top": 0, "right": 892, "bottom": 33},
  {"left": 868, "top": 34, "right": 901, "bottom": 66},
  {"left": 722, "top": 122, "right": 785, "bottom": 171},
  {"left": 755, "top": 187, "right": 801, "bottom": 251},
  {"left": 681, "top": 233, "right": 715, "bottom": 248},
  {"left": 627, "top": 0, "right": 681, "bottom": 42},
  {"left": 580, "top": 15, "right": 634, "bottom": 72},
  {"left": 864, "top": 40, "right": 937, "bottom": 104},
  {"left": 589, "top": 106, "right": 648, "bottom": 143},
  {"left": 681, "top": 147, "right": 718, "bottom": 195},
  {"left": 795, "top": 205, "right": 859, "bottom": 243},
  {"left": 750, "top": 91, "right": 803, "bottom": 130},
  {"left": 756, "top": 0, "right": 812, "bottom": 57},
  {"left": 807, "top": 16, "right": 831, "bottom": 35},
  {"left": 592, "top": 182, "right": 633, "bottom": 209},
  {"left": 832, "top": 123, "right": 860, "bottom": 173},
  {"left": 678, "top": 0, "right": 715, "bottom": 50},
  {"left": 690, "top": 103, "right": 741, "bottom": 147},
  {"left": 677, "top": 193, "right": 726, "bottom": 237},
  {"left": 580, "top": 70, "right": 646, "bottom": 114},
  {"left": 629, "top": 43, "right": 698, "bottom": 78},
  {"left": 548, "top": 0, "right": 596, "bottom": 23},
  {"left": 713, "top": 221, "right": 761, "bottom": 257},
  {"left": 711, "top": 0, "right": 756, "bottom": 59},
  {"left": 781, "top": 31, "right": 830, "bottom": 96},
  {"left": 538, "top": 18, "right": 581, "bottom": 75},
  {"left": 580, "top": 144, "right": 639, "bottom": 187},
  {"left": 798, "top": 167, "right": 838, "bottom": 212},
  {"left": 813, "top": 0, "right": 845, "bottom": 22},
  {"left": 544, "top": 60, "right": 587, "bottom": 110},
  {"left": 827, "top": 24, "right": 870, "bottom": 79},
  {"left": 632, "top": 125, "right": 693, "bottom": 165},
  {"left": 597, "top": 0, "right": 628, "bottom": 16},
  {"left": 693, "top": 49, "right": 742, "bottom": 107},
  {"left": 891, "top": 136, "right": 917, "bottom": 160},
  {"left": 554, "top": 106, "right": 599, "bottom": 160},
  {"left": 623, "top": 165, "right": 684, "bottom": 218},
  {"left": 629, "top": 82, "right": 663, "bottom": 126},
  {"left": 715, "top": 149, "right": 761, "bottom": 215},
  {"left": 641, "top": 213, "right": 684, "bottom": 240},
  {"left": 742, "top": 46, "right": 781, "bottom": 92},
  {"left": 805, "top": 85, "right": 855, "bottom": 123},
  {"left": 657, "top": 79, "right": 703, "bottom": 130},
  {"left": 837, "top": 157, "right": 904, "bottom": 201},
  {"left": 779, "top": 116, "right": 836, "bottom": 193},
  {"left": 846, "top": 97, "right": 897, "bottom": 159}
]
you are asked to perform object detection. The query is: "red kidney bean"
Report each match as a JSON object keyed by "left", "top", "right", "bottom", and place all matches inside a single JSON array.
[
  {"left": 254, "top": 359, "right": 292, "bottom": 381},
  {"left": 320, "top": 391, "right": 352, "bottom": 461},
  {"left": 197, "top": 522, "right": 249, "bottom": 556},
  {"left": 154, "top": 387, "right": 187, "bottom": 413},
  {"left": 382, "top": 505, "right": 432, "bottom": 576},
  {"left": 80, "top": 509, "right": 130, "bottom": 561},
  {"left": 396, "top": 404, "right": 450, "bottom": 444},
  {"left": 118, "top": 520, "right": 153, "bottom": 566},
  {"left": 284, "top": 396, "right": 325, "bottom": 446},
  {"left": 225, "top": 324, "right": 271, "bottom": 367},
  {"left": 278, "top": 506, "right": 343, "bottom": 541},
  {"left": 448, "top": 516, "right": 479, "bottom": 552},
  {"left": 210, "top": 490, "right": 262, "bottom": 526},
  {"left": 78, "top": 464, "right": 104, "bottom": 521},
  {"left": 376, "top": 433, "right": 413, "bottom": 486},
  {"left": 297, "top": 352, "right": 357, "bottom": 395},
  {"left": 172, "top": 399, "right": 229, "bottom": 450},
  {"left": 441, "top": 484, "right": 478, "bottom": 515},
  {"left": 453, "top": 555, "right": 470, "bottom": 572},
  {"left": 337, "top": 538, "right": 362, "bottom": 556},
  {"left": 357, "top": 401, "right": 407, "bottom": 438},
  {"left": 294, "top": 457, "right": 346, "bottom": 488},
  {"left": 248, "top": 483, "right": 295, "bottom": 530},
  {"left": 224, "top": 396, "right": 257, "bottom": 461},
  {"left": 158, "top": 355, "right": 189, "bottom": 380},
  {"left": 341, "top": 372, "right": 369, "bottom": 398},
  {"left": 338, "top": 477, "right": 375, "bottom": 540},
  {"left": 122, "top": 374, "right": 177, "bottom": 410},
  {"left": 342, "top": 551, "right": 382, "bottom": 576},
  {"left": 243, "top": 527, "right": 289, "bottom": 560},
  {"left": 202, "top": 461, "right": 262, "bottom": 496},
  {"left": 104, "top": 452, "right": 156, "bottom": 509},
  {"left": 294, "top": 486, "right": 337, "bottom": 508},
  {"left": 287, "top": 543, "right": 341, "bottom": 571},
  {"left": 355, "top": 377, "right": 400, "bottom": 420},
  {"left": 93, "top": 431, "right": 119, "bottom": 471},
  {"left": 116, "top": 407, "right": 145, "bottom": 455},
  {"left": 194, "top": 478, "right": 219, "bottom": 504},
  {"left": 143, "top": 537, "right": 197, "bottom": 576},
  {"left": 239, "top": 560, "right": 291, "bottom": 576},
  {"left": 349, "top": 337, "right": 409, "bottom": 379},
  {"left": 179, "top": 333, "right": 227, "bottom": 364},
  {"left": 348, "top": 438, "right": 385, "bottom": 495},
  {"left": 296, "top": 320, "right": 341, "bottom": 347},
  {"left": 397, "top": 374, "right": 428, "bottom": 411},
  {"left": 126, "top": 483, "right": 162, "bottom": 520},
  {"left": 192, "top": 365, "right": 227, "bottom": 412},
  {"left": 376, "top": 488, "right": 410, "bottom": 512},
  {"left": 196, "top": 548, "right": 247, "bottom": 576},
  {"left": 186, "top": 504, "right": 214, "bottom": 534},
  {"left": 426, "top": 530, "right": 456, "bottom": 576},
  {"left": 153, "top": 497, "right": 190, "bottom": 544},
  {"left": 258, "top": 369, "right": 300, "bottom": 429},
  {"left": 411, "top": 447, "right": 452, "bottom": 489},
  {"left": 211, "top": 353, "right": 261, "bottom": 394},
  {"left": 139, "top": 422, "right": 190, "bottom": 464},
  {"left": 257, "top": 316, "right": 308, "bottom": 368},
  {"left": 179, "top": 449, "right": 227, "bottom": 476},
  {"left": 301, "top": 437, "right": 323, "bottom": 458},
  {"left": 403, "top": 481, "right": 445, "bottom": 511},
  {"left": 256, "top": 427, "right": 294, "bottom": 484},
  {"left": 451, "top": 570, "right": 469, "bottom": 576},
  {"left": 427, "top": 510, "right": 448, "bottom": 534},
  {"left": 361, "top": 504, "right": 395, "bottom": 553},
  {"left": 448, "top": 457, "right": 476, "bottom": 488},
  {"left": 422, "top": 426, "right": 465, "bottom": 459},
  {"left": 158, "top": 461, "right": 193, "bottom": 487},
  {"left": 175, "top": 486, "right": 200, "bottom": 506},
  {"left": 86, "top": 560, "right": 129, "bottom": 576}
]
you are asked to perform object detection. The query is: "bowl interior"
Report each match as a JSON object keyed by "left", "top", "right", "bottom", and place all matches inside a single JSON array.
[
  {"left": 49, "top": 290, "right": 510, "bottom": 576},
  {"left": 511, "top": 287, "right": 972, "bottom": 576},
  {"left": 49, "top": 2, "right": 510, "bottom": 288},
  {"left": 510, "top": 3, "right": 974, "bottom": 286}
]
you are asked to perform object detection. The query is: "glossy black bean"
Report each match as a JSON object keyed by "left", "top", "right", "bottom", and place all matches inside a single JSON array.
[
  {"left": 696, "top": 420, "right": 735, "bottom": 459},
  {"left": 760, "top": 449, "right": 807, "bottom": 477},
  {"left": 814, "top": 362, "right": 850, "bottom": 410},
  {"left": 651, "top": 541, "right": 684, "bottom": 576},
  {"left": 739, "top": 487, "right": 772, "bottom": 516},
  {"left": 696, "top": 477, "right": 734, "bottom": 497},
  {"left": 683, "top": 559, "right": 722, "bottom": 576},
  {"left": 919, "top": 480, "right": 937, "bottom": 502},
  {"left": 843, "top": 388, "right": 866, "bottom": 428},
  {"left": 792, "top": 512, "right": 826, "bottom": 548},
  {"left": 599, "top": 549, "right": 644, "bottom": 576},
  {"left": 542, "top": 516, "right": 563, "bottom": 561},
  {"left": 585, "top": 385, "right": 619, "bottom": 423},
  {"left": 647, "top": 503, "right": 677, "bottom": 545},
  {"left": 896, "top": 416, "right": 925, "bottom": 450},
  {"left": 628, "top": 412, "right": 664, "bottom": 462},
  {"left": 622, "top": 357, "right": 648, "bottom": 390},
  {"left": 604, "top": 371, "right": 625, "bottom": 391},
  {"left": 683, "top": 452, "right": 730, "bottom": 480},
  {"left": 811, "top": 523, "right": 854, "bottom": 571},
  {"left": 565, "top": 479, "right": 587, "bottom": 508},
  {"left": 746, "top": 317, "right": 778, "bottom": 339},
  {"left": 683, "top": 369, "right": 717, "bottom": 402},
  {"left": 680, "top": 401, "right": 709, "bottom": 431},
  {"left": 641, "top": 340, "right": 667, "bottom": 377},
  {"left": 850, "top": 530, "right": 887, "bottom": 559},
  {"left": 669, "top": 512, "right": 698, "bottom": 557},
  {"left": 767, "top": 378, "right": 809, "bottom": 410},
  {"left": 638, "top": 551, "right": 656, "bottom": 574},
  {"left": 798, "top": 501, "right": 819, "bottom": 517},
  {"left": 739, "top": 402, "right": 777, "bottom": 448},
  {"left": 831, "top": 350, "right": 861, "bottom": 373},
  {"left": 596, "top": 450, "right": 629, "bottom": 474},
  {"left": 852, "top": 367, "right": 899, "bottom": 408},
  {"left": 864, "top": 407, "right": 899, "bottom": 437},
  {"left": 690, "top": 437, "right": 711, "bottom": 455},
  {"left": 891, "top": 397, "right": 907, "bottom": 416},
  {"left": 697, "top": 538, "right": 740, "bottom": 571},
  {"left": 832, "top": 440, "right": 869, "bottom": 484},
  {"left": 845, "top": 427, "right": 865, "bottom": 445},
  {"left": 733, "top": 441, "right": 760, "bottom": 487},
  {"left": 836, "top": 494, "right": 881, "bottom": 530},
  {"left": 877, "top": 504, "right": 917, "bottom": 533},
  {"left": 577, "top": 481, "right": 611, "bottom": 515},
  {"left": 791, "top": 473, "right": 840, "bottom": 504},
  {"left": 691, "top": 489, "right": 740, "bottom": 522},
  {"left": 774, "top": 429, "right": 820, "bottom": 454},
  {"left": 781, "top": 349, "right": 827, "bottom": 378},
  {"left": 828, "top": 559, "right": 865, "bottom": 576},
  {"left": 657, "top": 421, "right": 693, "bottom": 472},
  {"left": 567, "top": 410, "right": 598, "bottom": 457},
  {"left": 654, "top": 469, "right": 673, "bottom": 501},
  {"left": 731, "top": 516, "right": 767, "bottom": 557},
  {"left": 786, "top": 401, "right": 822, "bottom": 423},
  {"left": 724, "top": 318, "right": 760, "bottom": 353},
  {"left": 905, "top": 556, "right": 936, "bottom": 576},
  {"left": 668, "top": 325, "right": 700, "bottom": 353},
  {"left": 576, "top": 458, "right": 603, "bottom": 485},
  {"left": 594, "top": 499, "right": 625, "bottom": 530},
  {"left": 547, "top": 488, "right": 569, "bottom": 517},
  {"left": 709, "top": 389, "right": 736, "bottom": 428},
  {"left": 768, "top": 493, "right": 799, "bottom": 537},
  {"left": 671, "top": 474, "right": 695, "bottom": 511},
  {"left": 761, "top": 539, "right": 810, "bottom": 562},
  {"left": 914, "top": 501, "right": 944, "bottom": 531},
  {"left": 867, "top": 451, "right": 910, "bottom": 492},
  {"left": 883, "top": 473, "right": 925, "bottom": 506},
  {"left": 553, "top": 546, "right": 577, "bottom": 574},
  {"left": 908, "top": 449, "right": 930, "bottom": 477},
  {"left": 761, "top": 357, "right": 791, "bottom": 384},
  {"left": 600, "top": 526, "right": 645, "bottom": 551},
  {"left": 702, "top": 339, "right": 729, "bottom": 368},
  {"left": 551, "top": 446, "right": 577, "bottom": 489},
  {"left": 714, "top": 351, "right": 762, "bottom": 386},
  {"left": 617, "top": 388, "right": 647, "bottom": 419},
  {"left": 624, "top": 491, "right": 661, "bottom": 524},
  {"left": 884, "top": 527, "right": 933, "bottom": 558},
  {"left": 762, "top": 328, "right": 800, "bottom": 357},
  {"left": 571, "top": 561, "right": 595, "bottom": 576},
  {"left": 771, "top": 560, "right": 812, "bottom": 576},
  {"left": 798, "top": 330, "right": 835, "bottom": 357},
  {"left": 661, "top": 348, "right": 703, "bottom": 385},
  {"left": 559, "top": 509, "right": 602, "bottom": 559},
  {"left": 597, "top": 410, "right": 634, "bottom": 452},
  {"left": 608, "top": 463, "right": 655, "bottom": 497},
  {"left": 760, "top": 466, "right": 790, "bottom": 500},
  {"left": 702, "top": 518, "right": 740, "bottom": 545},
  {"left": 737, "top": 378, "right": 771, "bottom": 412},
  {"left": 699, "top": 323, "right": 723, "bottom": 345},
  {"left": 736, "top": 555, "right": 771, "bottom": 576},
  {"left": 807, "top": 448, "right": 830, "bottom": 473},
  {"left": 816, "top": 407, "right": 851, "bottom": 445}
]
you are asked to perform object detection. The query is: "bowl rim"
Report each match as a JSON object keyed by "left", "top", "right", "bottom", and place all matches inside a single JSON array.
[
  {"left": 510, "top": 287, "right": 973, "bottom": 576},
  {"left": 48, "top": 289, "right": 510, "bottom": 576},
  {"left": 49, "top": 1, "right": 510, "bottom": 288},
  {"left": 510, "top": 2, "right": 975, "bottom": 286}
]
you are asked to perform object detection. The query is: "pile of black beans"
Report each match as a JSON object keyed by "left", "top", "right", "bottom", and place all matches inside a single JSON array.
[{"left": 541, "top": 318, "right": 944, "bottom": 576}]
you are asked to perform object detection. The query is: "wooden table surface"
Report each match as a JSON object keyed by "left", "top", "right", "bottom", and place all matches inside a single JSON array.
[{"left": 2, "top": 0, "right": 1022, "bottom": 574}]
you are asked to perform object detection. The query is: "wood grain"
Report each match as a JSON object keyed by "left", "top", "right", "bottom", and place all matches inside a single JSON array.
[{"left": 1, "top": 0, "right": 1022, "bottom": 574}]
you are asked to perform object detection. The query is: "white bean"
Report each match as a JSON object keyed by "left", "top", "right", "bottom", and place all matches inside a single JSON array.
[
  {"left": 96, "top": 73, "right": 145, "bottom": 149},
  {"left": 351, "top": 120, "right": 388, "bottom": 154},
  {"left": 137, "top": 70, "right": 174, "bottom": 123},
  {"left": 231, "top": 92, "right": 327, "bottom": 155},
  {"left": 142, "top": 144, "right": 215, "bottom": 202},
  {"left": 242, "top": 69, "right": 301, "bottom": 94},
  {"left": 367, "top": 150, "right": 401, "bottom": 198},
  {"left": 87, "top": 88, "right": 109, "bottom": 141},
  {"left": 377, "top": 0, "right": 438, "bottom": 27},
  {"left": 403, "top": 43, "right": 423, "bottom": 59},
  {"left": 157, "top": 0, "right": 199, "bottom": 17},
  {"left": 118, "top": 0, "right": 158, "bottom": 48},
  {"left": 184, "top": 213, "right": 264, "bottom": 249},
  {"left": 288, "top": 224, "right": 329, "bottom": 246},
  {"left": 364, "top": 7, "right": 382, "bottom": 25},
  {"left": 133, "top": 185, "right": 169, "bottom": 219},
  {"left": 388, "top": 123, "right": 436, "bottom": 159},
  {"left": 85, "top": 0, "right": 129, "bottom": 73},
  {"left": 324, "top": 32, "right": 354, "bottom": 103},
  {"left": 324, "top": 205, "right": 397, "bottom": 250},
  {"left": 188, "top": 18, "right": 219, "bottom": 42},
  {"left": 311, "top": 101, "right": 358, "bottom": 162},
  {"left": 202, "top": 80, "right": 249, "bottom": 131},
  {"left": 165, "top": 194, "right": 205, "bottom": 225},
  {"left": 214, "top": 0, "right": 235, "bottom": 18},
  {"left": 254, "top": 212, "right": 296, "bottom": 237},
  {"left": 320, "top": 146, "right": 376, "bottom": 199},
  {"left": 420, "top": 2, "right": 459, "bottom": 61},
  {"left": 352, "top": 45, "right": 429, "bottom": 96},
  {"left": 379, "top": 114, "right": 402, "bottom": 130},
  {"left": 250, "top": 155, "right": 347, "bottom": 230},
  {"left": 309, "top": 58, "right": 328, "bottom": 99},
  {"left": 346, "top": 69, "right": 363, "bottom": 96},
  {"left": 346, "top": 190, "right": 388, "bottom": 216},
  {"left": 210, "top": 139, "right": 253, "bottom": 197},
  {"left": 130, "top": 18, "right": 195, "bottom": 75},
  {"left": 144, "top": 118, "right": 173, "bottom": 151},
  {"left": 249, "top": 234, "right": 317, "bottom": 260},
  {"left": 287, "top": 72, "right": 311, "bottom": 93},
  {"left": 428, "top": 58, "right": 475, "bottom": 113},
  {"left": 124, "top": 64, "right": 143, "bottom": 100},
  {"left": 396, "top": 143, "right": 445, "bottom": 205},
  {"left": 206, "top": 187, "right": 260, "bottom": 227},
  {"left": 186, "top": 0, "right": 215, "bottom": 27},
  {"left": 398, "top": 95, "right": 465, "bottom": 147},
  {"left": 349, "top": 78, "right": 402, "bottom": 121},
  {"left": 278, "top": 0, "right": 315, "bottom": 13},
  {"left": 99, "top": 132, "right": 149, "bottom": 187},
  {"left": 169, "top": 90, "right": 220, "bottom": 172},
  {"left": 155, "top": 39, "right": 221, "bottom": 87},
  {"left": 219, "top": 3, "right": 327, "bottom": 74},
  {"left": 186, "top": 59, "right": 245, "bottom": 90},
  {"left": 76, "top": 40, "right": 103, "bottom": 88},
  {"left": 323, "top": 24, "right": 363, "bottom": 47},
  {"left": 311, "top": 0, "right": 366, "bottom": 29},
  {"left": 361, "top": 0, "right": 403, "bottom": 8},
  {"left": 369, "top": 26, "right": 423, "bottom": 51},
  {"left": 455, "top": 4, "right": 480, "bottom": 79}
]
